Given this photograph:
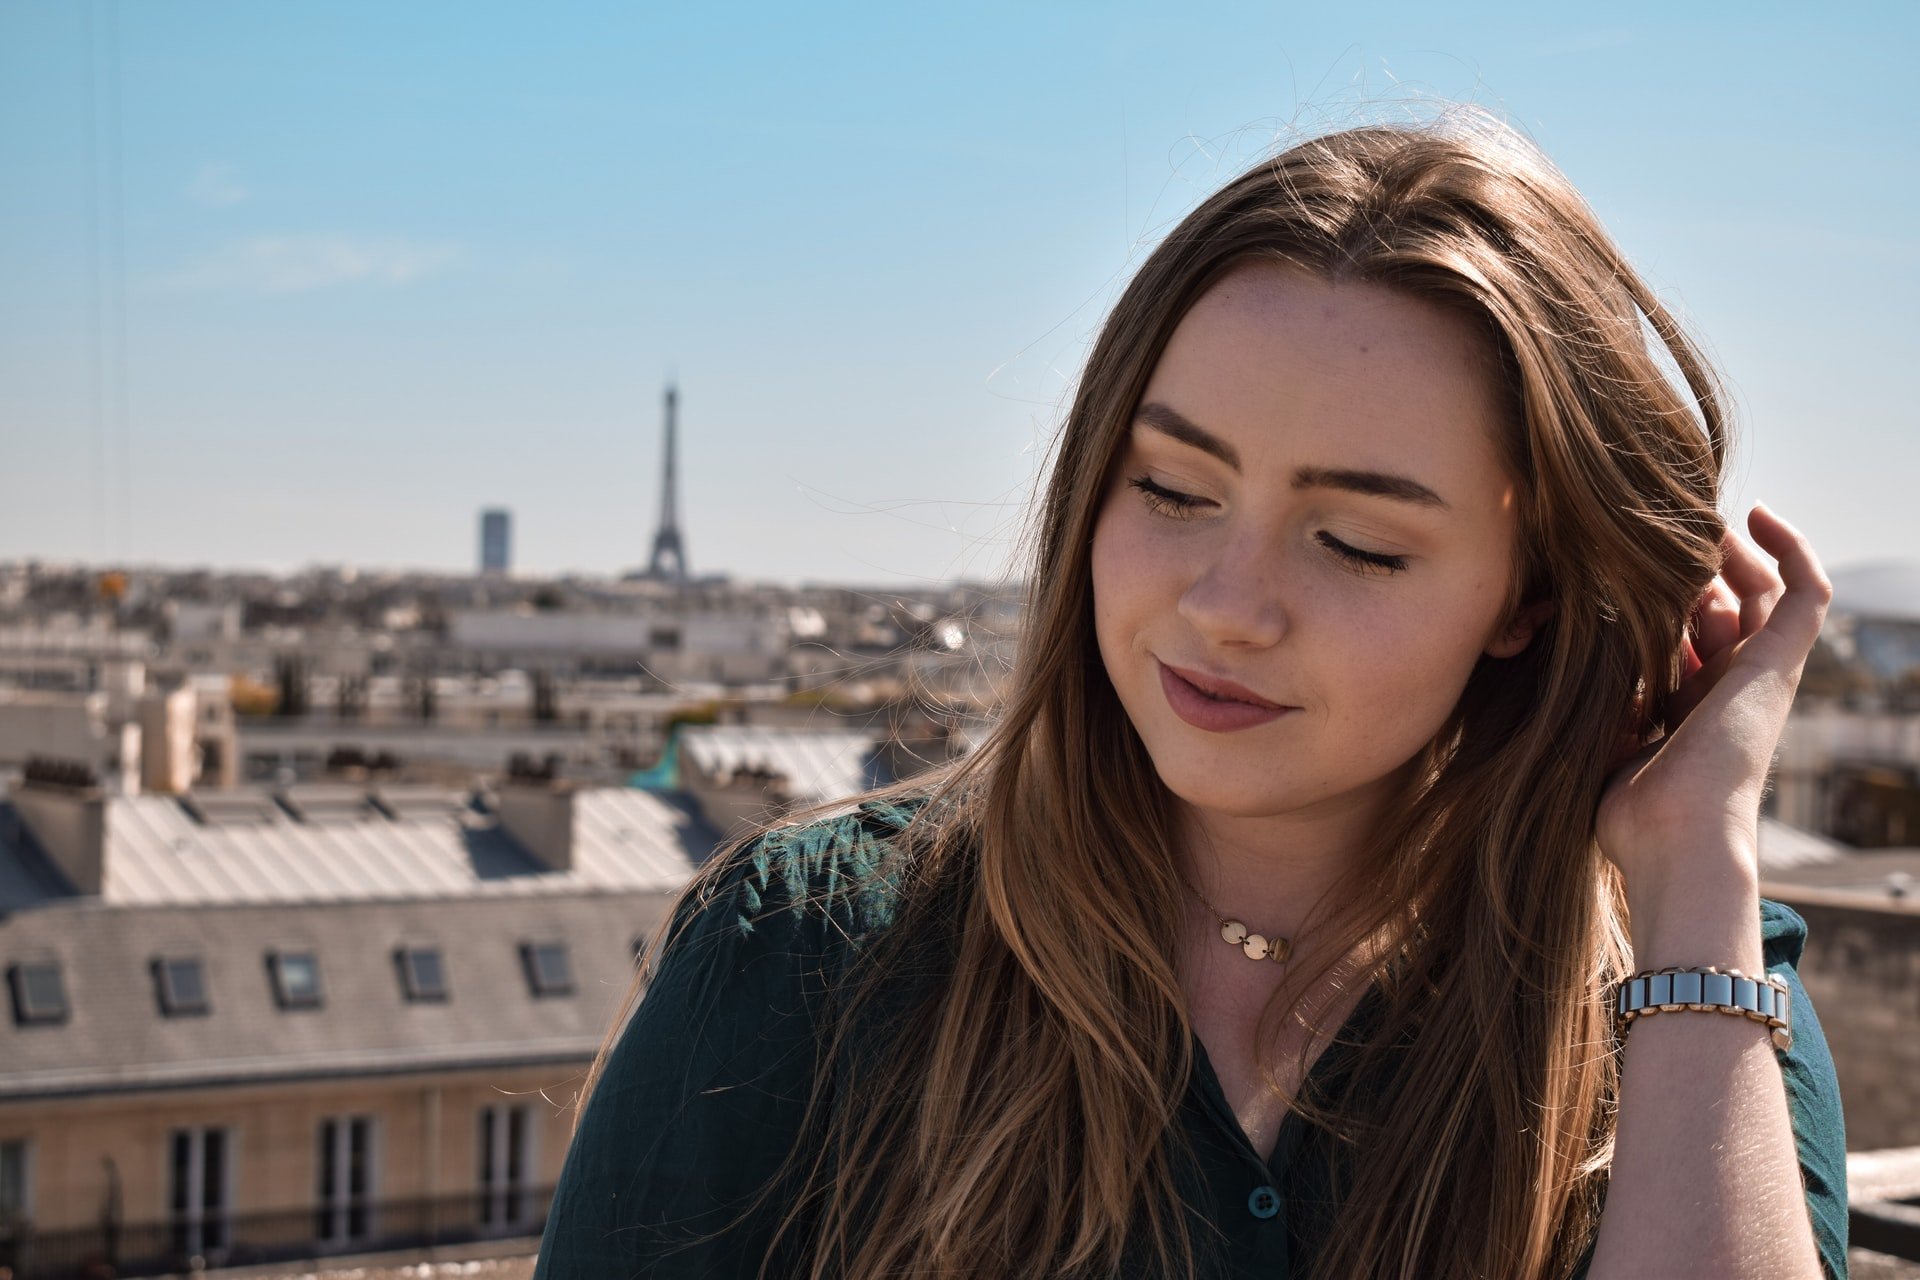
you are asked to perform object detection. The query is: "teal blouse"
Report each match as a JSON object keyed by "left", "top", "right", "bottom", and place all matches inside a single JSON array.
[{"left": 534, "top": 799, "right": 1849, "bottom": 1279}]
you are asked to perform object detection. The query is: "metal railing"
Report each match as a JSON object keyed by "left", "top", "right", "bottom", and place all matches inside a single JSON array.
[{"left": 0, "top": 1185, "right": 554, "bottom": 1279}]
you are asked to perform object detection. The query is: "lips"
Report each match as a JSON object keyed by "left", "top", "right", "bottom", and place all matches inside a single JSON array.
[
  {"left": 1155, "top": 659, "right": 1294, "bottom": 733},
  {"left": 1159, "top": 661, "right": 1286, "bottom": 710}
]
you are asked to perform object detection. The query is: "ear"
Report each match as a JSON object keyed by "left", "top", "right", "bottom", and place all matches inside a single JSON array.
[{"left": 1485, "top": 599, "right": 1555, "bottom": 659}]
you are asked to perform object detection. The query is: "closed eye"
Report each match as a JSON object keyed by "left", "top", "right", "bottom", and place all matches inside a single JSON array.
[
  {"left": 1317, "top": 531, "right": 1409, "bottom": 575},
  {"left": 1130, "top": 474, "right": 1409, "bottom": 574},
  {"left": 1127, "top": 474, "right": 1206, "bottom": 519}
]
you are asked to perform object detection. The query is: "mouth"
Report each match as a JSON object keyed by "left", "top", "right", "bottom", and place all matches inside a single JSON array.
[
  {"left": 1155, "top": 659, "right": 1295, "bottom": 733},
  {"left": 1158, "top": 660, "right": 1287, "bottom": 710}
]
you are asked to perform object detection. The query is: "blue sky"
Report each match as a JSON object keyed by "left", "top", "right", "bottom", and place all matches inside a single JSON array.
[{"left": 1, "top": 1, "right": 1914, "bottom": 586}]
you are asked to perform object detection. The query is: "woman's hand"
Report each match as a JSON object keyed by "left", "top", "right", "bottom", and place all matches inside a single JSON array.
[
  {"left": 1595, "top": 503, "right": 1833, "bottom": 920},
  {"left": 1586, "top": 502, "right": 1832, "bottom": 1280}
]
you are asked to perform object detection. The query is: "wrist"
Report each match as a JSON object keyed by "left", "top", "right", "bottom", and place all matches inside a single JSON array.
[{"left": 1624, "top": 842, "right": 1762, "bottom": 972}]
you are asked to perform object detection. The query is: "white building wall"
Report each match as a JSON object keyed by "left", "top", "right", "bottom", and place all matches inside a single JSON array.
[
  {"left": 448, "top": 609, "right": 783, "bottom": 658},
  {"left": 1774, "top": 703, "right": 1920, "bottom": 831},
  {"left": 0, "top": 694, "right": 113, "bottom": 770}
]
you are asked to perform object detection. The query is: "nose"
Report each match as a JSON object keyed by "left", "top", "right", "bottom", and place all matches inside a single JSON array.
[{"left": 1176, "top": 534, "right": 1289, "bottom": 649}]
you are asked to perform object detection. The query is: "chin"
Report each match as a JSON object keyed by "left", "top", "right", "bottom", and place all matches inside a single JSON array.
[{"left": 1144, "top": 754, "right": 1311, "bottom": 820}]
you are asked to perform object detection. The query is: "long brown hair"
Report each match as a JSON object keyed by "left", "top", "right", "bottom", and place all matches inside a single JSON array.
[{"left": 577, "top": 111, "right": 1728, "bottom": 1279}]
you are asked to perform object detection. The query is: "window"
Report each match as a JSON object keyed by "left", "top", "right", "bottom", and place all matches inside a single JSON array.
[
  {"left": 476, "top": 1105, "right": 534, "bottom": 1229},
  {"left": 154, "top": 957, "right": 210, "bottom": 1016},
  {"left": 315, "top": 1116, "right": 375, "bottom": 1245},
  {"left": 396, "top": 947, "right": 447, "bottom": 1002},
  {"left": 520, "top": 942, "right": 573, "bottom": 997},
  {"left": 0, "top": 1138, "right": 30, "bottom": 1229},
  {"left": 7, "top": 962, "right": 67, "bottom": 1026},
  {"left": 268, "top": 951, "right": 324, "bottom": 1010},
  {"left": 169, "top": 1127, "right": 231, "bottom": 1257}
]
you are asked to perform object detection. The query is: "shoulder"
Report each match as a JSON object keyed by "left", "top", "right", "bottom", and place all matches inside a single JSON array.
[
  {"left": 637, "top": 794, "right": 941, "bottom": 1003},
  {"left": 533, "top": 796, "right": 938, "bottom": 1279},
  {"left": 685, "top": 794, "right": 933, "bottom": 963}
]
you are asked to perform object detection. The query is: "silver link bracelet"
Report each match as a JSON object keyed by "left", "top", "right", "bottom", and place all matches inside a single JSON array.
[{"left": 1616, "top": 965, "right": 1793, "bottom": 1052}]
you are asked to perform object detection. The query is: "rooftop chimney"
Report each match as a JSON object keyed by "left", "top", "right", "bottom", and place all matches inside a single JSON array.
[
  {"left": 496, "top": 755, "right": 575, "bottom": 872},
  {"left": 12, "top": 758, "right": 109, "bottom": 894},
  {"left": 138, "top": 686, "right": 198, "bottom": 795},
  {"left": 690, "top": 763, "right": 795, "bottom": 842}
]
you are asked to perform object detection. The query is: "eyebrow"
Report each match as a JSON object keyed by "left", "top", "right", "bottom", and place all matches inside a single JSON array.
[{"left": 1132, "top": 401, "right": 1451, "bottom": 511}]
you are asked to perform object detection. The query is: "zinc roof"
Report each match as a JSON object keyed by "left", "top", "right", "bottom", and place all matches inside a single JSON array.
[
  {"left": 0, "top": 785, "right": 716, "bottom": 912},
  {"left": 677, "top": 724, "right": 882, "bottom": 802},
  {"left": 1757, "top": 816, "right": 1849, "bottom": 873},
  {"left": 0, "top": 785, "right": 727, "bottom": 1095}
]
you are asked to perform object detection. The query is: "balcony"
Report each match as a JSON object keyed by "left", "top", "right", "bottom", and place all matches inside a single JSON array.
[{"left": 0, "top": 1185, "right": 554, "bottom": 1280}]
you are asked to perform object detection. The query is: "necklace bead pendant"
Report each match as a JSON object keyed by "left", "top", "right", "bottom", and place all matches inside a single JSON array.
[{"left": 1218, "top": 919, "right": 1291, "bottom": 964}]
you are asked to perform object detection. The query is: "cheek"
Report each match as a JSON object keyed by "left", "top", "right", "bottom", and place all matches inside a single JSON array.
[
  {"left": 1087, "top": 505, "right": 1124, "bottom": 665},
  {"left": 1336, "top": 585, "right": 1502, "bottom": 745},
  {"left": 1090, "top": 501, "right": 1161, "bottom": 631}
]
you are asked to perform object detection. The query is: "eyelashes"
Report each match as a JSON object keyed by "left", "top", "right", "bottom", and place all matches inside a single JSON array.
[
  {"left": 1124, "top": 474, "right": 1411, "bottom": 575},
  {"left": 1318, "top": 533, "right": 1411, "bottom": 575},
  {"left": 1126, "top": 474, "right": 1205, "bottom": 518}
]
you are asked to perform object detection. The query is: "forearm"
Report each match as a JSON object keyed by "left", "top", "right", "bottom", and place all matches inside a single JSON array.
[{"left": 1586, "top": 849, "right": 1823, "bottom": 1280}]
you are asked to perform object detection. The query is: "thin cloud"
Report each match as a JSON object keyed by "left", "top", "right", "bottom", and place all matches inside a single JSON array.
[
  {"left": 187, "top": 162, "right": 251, "bottom": 207},
  {"left": 161, "top": 234, "right": 460, "bottom": 293}
]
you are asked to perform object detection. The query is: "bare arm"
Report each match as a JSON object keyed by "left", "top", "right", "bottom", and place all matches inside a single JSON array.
[
  {"left": 1586, "top": 504, "right": 1832, "bottom": 1279},
  {"left": 1586, "top": 858, "right": 1822, "bottom": 1278}
]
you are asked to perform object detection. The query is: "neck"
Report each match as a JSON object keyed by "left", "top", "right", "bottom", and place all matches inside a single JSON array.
[{"left": 1174, "top": 767, "right": 1409, "bottom": 943}]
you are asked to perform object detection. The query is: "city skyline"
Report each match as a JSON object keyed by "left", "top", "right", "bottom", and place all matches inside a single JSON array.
[{"left": 1, "top": 3, "right": 1914, "bottom": 586}]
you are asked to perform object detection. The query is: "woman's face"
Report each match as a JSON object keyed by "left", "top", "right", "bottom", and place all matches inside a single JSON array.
[{"left": 1090, "top": 262, "right": 1539, "bottom": 830}]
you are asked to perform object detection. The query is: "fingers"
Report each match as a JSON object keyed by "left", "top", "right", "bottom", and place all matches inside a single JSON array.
[
  {"left": 1690, "top": 575, "right": 1741, "bottom": 661},
  {"left": 1663, "top": 505, "right": 1828, "bottom": 732},
  {"left": 1745, "top": 502, "right": 1832, "bottom": 652},
  {"left": 1718, "top": 520, "right": 1785, "bottom": 639}
]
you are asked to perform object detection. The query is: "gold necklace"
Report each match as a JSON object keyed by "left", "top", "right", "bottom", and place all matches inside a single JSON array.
[{"left": 1183, "top": 878, "right": 1294, "bottom": 964}]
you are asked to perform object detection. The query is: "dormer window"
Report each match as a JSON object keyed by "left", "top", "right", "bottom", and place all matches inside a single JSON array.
[
  {"left": 8, "top": 961, "right": 68, "bottom": 1026},
  {"left": 521, "top": 942, "right": 573, "bottom": 997},
  {"left": 154, "top": 957, "right": 210, "bottom": 1016},
  {"left": 396, "top": 947, "right": 447, "bottom": 1002},
  {"left": 269, "top": 951, "right": 324, "bottom": 1010}
]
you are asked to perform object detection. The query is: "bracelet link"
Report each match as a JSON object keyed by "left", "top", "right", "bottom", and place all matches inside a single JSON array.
[{"left": 1616, "top": 964, "right": 1793, "bottom": 1053}]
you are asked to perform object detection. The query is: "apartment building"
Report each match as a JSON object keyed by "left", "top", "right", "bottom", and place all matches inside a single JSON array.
[{"left": 0, "top": 767, "right": 716, "bottom": 1277}]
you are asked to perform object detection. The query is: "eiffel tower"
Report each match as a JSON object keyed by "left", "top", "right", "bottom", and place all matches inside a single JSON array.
[{"left": 645, "top": 384, "right": 688, "bottom": 584}]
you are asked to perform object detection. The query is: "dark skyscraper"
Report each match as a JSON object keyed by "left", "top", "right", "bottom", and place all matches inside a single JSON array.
[{"left": 479, "top": 508, "right": 511, "bottom": 576}]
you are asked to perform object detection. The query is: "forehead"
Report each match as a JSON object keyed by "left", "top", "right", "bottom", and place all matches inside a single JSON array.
[{"left": 1136, "top": 263, "right": 1515, "bottom": 501}]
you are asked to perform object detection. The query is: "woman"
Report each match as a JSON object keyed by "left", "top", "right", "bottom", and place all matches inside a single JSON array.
[{"left": 536, "top": 115, "right": 1847, "bottom": 1279}]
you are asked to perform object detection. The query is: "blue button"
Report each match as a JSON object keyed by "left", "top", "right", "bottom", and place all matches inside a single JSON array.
[{"left": 1247, "top": 1185, "right": 1280, "bottom": 1219}]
